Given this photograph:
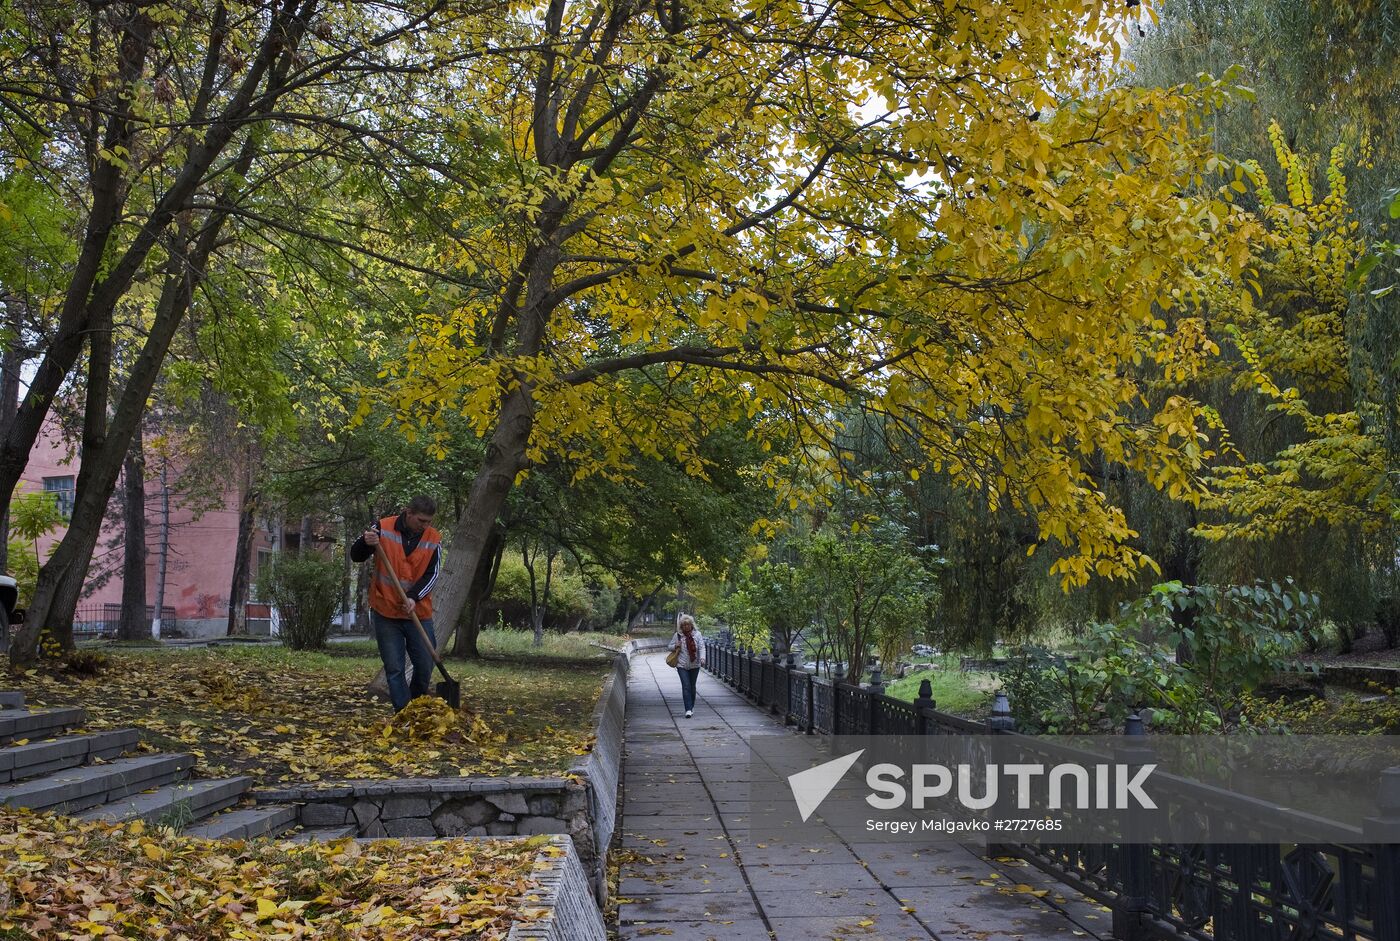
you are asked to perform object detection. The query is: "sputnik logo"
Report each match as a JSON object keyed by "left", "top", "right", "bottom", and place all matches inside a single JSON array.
[{"left": 786, "top": 749, "right": 864, "bottom": 822}]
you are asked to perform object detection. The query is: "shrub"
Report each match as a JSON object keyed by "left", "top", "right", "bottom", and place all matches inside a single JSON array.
[
  {"left": 999, "top": 579, "right": 1318, "bottom": 734},
  {"left": 490, "top": 553, "right": 593, "bottom": 625},
  {"left": 256, "top": 552, "right": 340, "bottom": 651},
  {"left": 64, "top": 650, "right": 109, "bottom": 676}
]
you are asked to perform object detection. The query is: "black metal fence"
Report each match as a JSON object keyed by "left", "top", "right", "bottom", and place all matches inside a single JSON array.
[
  {"left": 73, "top": 603, "right": 175, "bottom": 637},
  {"left": 703, "top": 640, "right": 1400, "bottom": 941}
]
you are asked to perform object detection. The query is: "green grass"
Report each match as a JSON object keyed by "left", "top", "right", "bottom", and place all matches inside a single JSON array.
[{"left": 878, "top": 654, "right": 998, "bottom": 717}]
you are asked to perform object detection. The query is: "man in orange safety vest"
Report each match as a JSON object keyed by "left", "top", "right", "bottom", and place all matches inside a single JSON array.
[{"left": 350, "top": 495, "right": 442, "bottom": 711}]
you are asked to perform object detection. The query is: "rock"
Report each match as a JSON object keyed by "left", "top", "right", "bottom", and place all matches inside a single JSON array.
[
  {"left": 381, "top": 796, "right": 431, "bottom": 819},
  {"left": 385, "top": 817, "right": 437, "bottom": 838},
  {"left": 485, "top": 792, "right": 530, "bottom": 815},
  {"left": 301, "top": 802, "right": 350, "bottom": 826},
  {"left": 458, "top": 800, "right": 497, "bottom": 826},
  {"left": 431, "top": 810, "right": 469, "bottom": 836},
  {"left": 352, "top": 800, "right": 380, "bottom": 828},
  {"left": 499, "top": 812, "right": 516, "bottom": 823},
  {"left": 486, "top": 821, "right": 516, "bottom": 835},
  {"left": 527, "top": 795, "right": 560, "bottom": 816},
  {"left": 517, "top": 816, "right": 568, "bottom": 835},
  {"left": 561, "top": 787, "right": 590, "bottom": 816}
]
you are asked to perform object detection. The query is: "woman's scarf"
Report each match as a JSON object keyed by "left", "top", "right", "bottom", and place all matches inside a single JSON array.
[{"left": 683, "top": 630, "right": 698, "bottom": 663}]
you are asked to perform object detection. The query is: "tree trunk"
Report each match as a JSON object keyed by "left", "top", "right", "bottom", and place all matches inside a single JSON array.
[
  {"left": 454, "top": 525, "right": 503, "bottom": 658},
  {"left": 0, "top": 297, "right": 21, "bottom": 575},
  {"left": 1162, "top": 519, "right": 1200, "bottom": 665},
  {"left": 298, "top": 514, "right": 313, "bottom": 553},
  {"left": 118, "top": 435, "right": 149, "bottom": 641},
  {"left": 629, "top": 585, "right": 662, "bottom": 631},
  {"left": 227, "top": 481, "right": 259, "bottom": 636},
  {"left": 151, "top": 461, "right": 171, "bottom": 639},
  {"left": 532, "top": 544, "right": 556, "bottom": 647},
  {"left": 340, "top": 514, "right": 354, "bottom": 633}
]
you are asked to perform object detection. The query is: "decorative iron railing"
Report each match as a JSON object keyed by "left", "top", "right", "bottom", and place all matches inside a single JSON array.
[{"left": 699, "top": 640, "right": 1400, "bottom": 941}]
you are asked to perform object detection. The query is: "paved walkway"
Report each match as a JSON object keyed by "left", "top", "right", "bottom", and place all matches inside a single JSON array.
[{"left": 617, "top": 653, "right": 1113, "bottom": 941}]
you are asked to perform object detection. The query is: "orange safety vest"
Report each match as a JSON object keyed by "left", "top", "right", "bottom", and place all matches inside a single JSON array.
[{"left": 369, "top": 515, "right": 442, "bottom": 620}]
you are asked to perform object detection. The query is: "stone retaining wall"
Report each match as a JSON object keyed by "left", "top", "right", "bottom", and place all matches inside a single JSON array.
[
  {"left": 1322, "top": 664, "right": 1400, "bottom": 692},
  {"left": 506, "top": 835, "right": 607, "bottom": 941},
  {"left": 258, "top": 777, "right": 592, "bottom": 843}
]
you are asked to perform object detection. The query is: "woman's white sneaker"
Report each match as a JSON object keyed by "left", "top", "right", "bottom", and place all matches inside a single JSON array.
[{"left": 685, "top": 710, "right": 693, "bottom": 718}]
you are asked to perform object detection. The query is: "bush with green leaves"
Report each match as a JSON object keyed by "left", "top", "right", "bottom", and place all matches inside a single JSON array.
[
  {"left": 489, "top": 553, "right": 593, "bottom": 624},
  {"left": 255, "top": 552, "right": 341, "bottom": 651},
  {"left": 999, "top": 579, "right": 1318, "bottom": 733},
  {"left": 728, "top": 557, "right": 815, "bottom": 653},
  {"left": 6, "top": 486, "right": 66, "bottom": 605}
]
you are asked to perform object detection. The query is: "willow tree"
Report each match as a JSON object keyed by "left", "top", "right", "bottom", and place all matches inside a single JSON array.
[
  {"left": 367, "top": 0, "right": 1262, "bottom": 657},
  {"left": 1126, "top": 0, "right": 1399, "bottom": 633}
]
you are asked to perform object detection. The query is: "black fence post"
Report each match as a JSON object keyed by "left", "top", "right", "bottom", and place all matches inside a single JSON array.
[
  {"left": 913, "top": 679, "right": 937, "bottom": 736},
  {"left": 983, "top": 691, "right": 1017, "bottom": 859},
  {"left": 783, "top": 653, "right": 797, "bottom": 722},
  {"left": 987, "top": 691, "right": 1015, "bottom": 733},
  {"left": 1365, "top": 767, "right": 1400, "bottom": 941},
  {"left": 804, "top": 673, "right": 815, "bottom": 734},
  {"left": 761, "top": 652, "right": 773, "bottom": 711},
  {"left": 1111, "top": 714, "right": 1154, "bottom": 941},
  {"left": 832, "top": 679, "right": 842, "bottom": 736}
]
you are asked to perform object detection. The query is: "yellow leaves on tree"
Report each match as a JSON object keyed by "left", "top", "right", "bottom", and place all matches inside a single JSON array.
[
  {"left": 1196, "top": 125, "right": 1390, "bottom": 539},
  {"left": 356, "top": 0, "right": 1275, "bottom": 589}
]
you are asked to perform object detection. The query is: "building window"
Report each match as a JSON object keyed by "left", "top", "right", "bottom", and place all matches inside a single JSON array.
[{"left": 43, "top": 476, "right": 75, "bottom": 520}]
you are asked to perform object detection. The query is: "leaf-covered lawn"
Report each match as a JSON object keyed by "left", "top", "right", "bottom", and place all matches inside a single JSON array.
[
  {"left": 8, "top": 634, "right": 616, "bottom": 785},
  {"left": 0, "top": 809, "right": 556, "bottom": 939}
]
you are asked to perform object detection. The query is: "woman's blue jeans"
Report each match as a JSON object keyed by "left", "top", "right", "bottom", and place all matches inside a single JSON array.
[
  {"left": 373, "top": 611, "right": 436, "bottom": 712},
  {"left": 677, "top": 667, "right": 700, "bottom": 712}
]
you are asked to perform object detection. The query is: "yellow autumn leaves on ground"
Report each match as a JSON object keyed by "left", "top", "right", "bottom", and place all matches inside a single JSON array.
[
  {"left": 0, "top": 809, "right": 554, "bottom": 939},
  {"left": 373, "top": 696, "right": 493, "bottom": 748},
  {"left": 10, "top": 644, "right": 607, "bottom": 785}
]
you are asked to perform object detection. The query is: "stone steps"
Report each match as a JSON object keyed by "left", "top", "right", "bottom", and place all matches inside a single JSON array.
[
  {"left": 80, "top": 776, "right": 251, "bottom": 827},
  {"left": 0, "top": 753, "right": 194, "bottom": 813},
  {"left": 0, "top": 706, "right": 87, "bottom": 745},
  {"left": 0, "top": 729, "right": 142, "bottom": 784},
  {"left": 183, "top": 803, "right": 298, "bottom": 840},
  {"left": 0, "top": 690, "right": 330, "bottom": 846}
]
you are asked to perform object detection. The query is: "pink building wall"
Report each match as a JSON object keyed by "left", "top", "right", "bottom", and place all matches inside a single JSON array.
[{"left": 17, "top": 418, "right": 277, "bottom": 638}]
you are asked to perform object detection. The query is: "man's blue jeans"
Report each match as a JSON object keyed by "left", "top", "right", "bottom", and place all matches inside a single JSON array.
[
  {"left": 677, "top": 667, "right": 700, "bottom": 712},
  {"left": 373, "top": 611, "right": 436, "bottom": 712}
]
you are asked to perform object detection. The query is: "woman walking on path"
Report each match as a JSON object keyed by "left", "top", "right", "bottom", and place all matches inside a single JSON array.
[{"left": 669, "top": 615, "right": 705, "bottom": 718}]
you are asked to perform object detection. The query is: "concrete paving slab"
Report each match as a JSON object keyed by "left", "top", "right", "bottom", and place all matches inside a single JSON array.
[
  {"left": 767, "top": 913, "right": 929, "bottom": 941},
  {"left": 618, "top": 889, "right": 762, "bottom": 921},
  {"left": 617, "top": 918, "right": 772, "bottom": 940}
]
